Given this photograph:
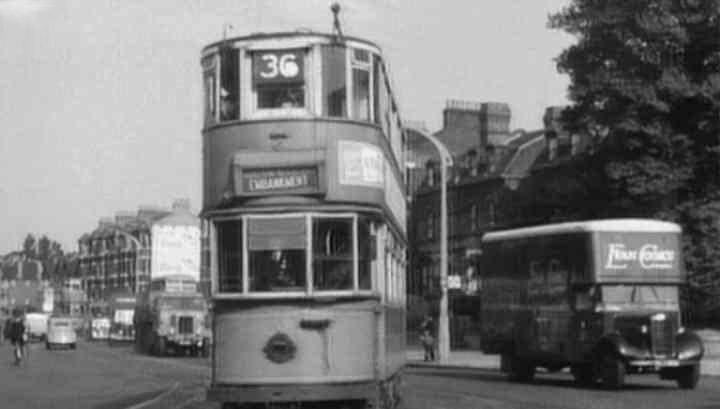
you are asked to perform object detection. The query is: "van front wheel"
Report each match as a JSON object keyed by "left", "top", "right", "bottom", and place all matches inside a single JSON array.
[{"left": 676, "top": 364, "right": 700, "bottom": 389}]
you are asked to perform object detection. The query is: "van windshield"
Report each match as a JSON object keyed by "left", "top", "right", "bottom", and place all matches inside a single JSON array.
[
  {"left": 600, "top": 285, "right": 679, "bottom": 308},
  {"left": 157, "top": 297, "right": 206, "bottom": 310}
]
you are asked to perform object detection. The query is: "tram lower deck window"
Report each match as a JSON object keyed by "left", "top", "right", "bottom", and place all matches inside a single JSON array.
[
  {"left": 312, "top": 218, "right": 353, "bottom": 290},
  {"left": 216, "top": 219, "right": 243, "bottom": 292},
  {"left": 248, "top": 217, "right": 307, "bottom": 292}
]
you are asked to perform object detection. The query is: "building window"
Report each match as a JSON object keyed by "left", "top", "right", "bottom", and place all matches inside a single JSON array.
[
  {"left": 570, "top": 134, "right": 580, "bottom": 155},
  {"left": 322, "top": 45, "right": 347, "bottom": 117},
  {"left": 470, "top": 204, "right": 479, "bottom": 231},
  {"left": 548, "top": 135, "right": 558, "bottom": 161},
  {"left": 252, "top": 49, "right": 306, "bottom": 110}
]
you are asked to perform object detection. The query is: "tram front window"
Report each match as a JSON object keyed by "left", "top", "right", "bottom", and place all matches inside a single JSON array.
[
  {"left": 313, "top": 218, "right": 353, "bottom": 290},
  {"left": 248, "top": 217, "right": 306, "bottom": 292}
]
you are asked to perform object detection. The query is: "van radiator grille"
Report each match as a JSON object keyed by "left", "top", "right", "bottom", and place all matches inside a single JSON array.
[
  {"left": 651, "top": 318, "right": 676, "bottom": 357},
  {"left": 178, "top": 316, "right": 193, "bottom": 335}
]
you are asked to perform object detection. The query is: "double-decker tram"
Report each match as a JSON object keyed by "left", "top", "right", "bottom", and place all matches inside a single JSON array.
[{"left": 200, "top": 25, "right": 407, "bottom": 409}]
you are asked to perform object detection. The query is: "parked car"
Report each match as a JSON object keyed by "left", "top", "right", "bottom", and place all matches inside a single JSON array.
[{"left": 46, "top": 316, "right": 77, "bottom": 350}]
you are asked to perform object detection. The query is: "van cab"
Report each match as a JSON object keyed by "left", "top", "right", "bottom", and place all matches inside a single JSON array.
[{"left": 46, "top": 316, "right": 77, "bottom": 350}]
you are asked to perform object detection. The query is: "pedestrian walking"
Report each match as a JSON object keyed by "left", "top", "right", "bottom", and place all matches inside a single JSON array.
[
  {"left": 419, "top": 314, "right": 436, "bottom": 362},
  {"left": 8, "top": 308, "right": 26, "bottom": 366}
]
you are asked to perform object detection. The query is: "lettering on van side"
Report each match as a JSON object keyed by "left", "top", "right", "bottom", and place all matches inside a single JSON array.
[{"left": 605, "top": 243, "right": 675, "bottom": 270}]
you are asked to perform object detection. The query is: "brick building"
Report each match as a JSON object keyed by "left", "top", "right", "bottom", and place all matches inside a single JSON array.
[
  {"left": 78, "top": 205, "right": 169, "bottom": 306},
  {"left": 78, "top": 199, "right": 204, "bottom": 308},
  {"left": 406, "top": 101, "right": 594, "bottom": 348}
]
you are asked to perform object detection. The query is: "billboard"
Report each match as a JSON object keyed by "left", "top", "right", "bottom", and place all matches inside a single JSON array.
[{"left": 151, "top": 224, "right": 201, "bottom": 281}]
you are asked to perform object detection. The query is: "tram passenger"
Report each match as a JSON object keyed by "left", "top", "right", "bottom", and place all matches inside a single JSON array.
[
  {"left": 220, "top": 88, "right": 237, "bottom": 121},
  {"left": 419, "top": 315, "right": 436, "bottom": 362}
]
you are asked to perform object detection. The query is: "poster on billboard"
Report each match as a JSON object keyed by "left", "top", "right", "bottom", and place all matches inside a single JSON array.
[{"left": 151, "top": 224, "right": 201, "bottom": 281}]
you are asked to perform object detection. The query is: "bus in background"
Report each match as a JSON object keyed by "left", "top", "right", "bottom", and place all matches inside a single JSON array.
[
  {"left": 108, "top": 291, "right": 136, "bottom": 345},
  {"left": 201, "top": 10, "right": 407, "bottom": 409},
  {"left": 479, "top": 219, "right": 703, "bottom": 390}
]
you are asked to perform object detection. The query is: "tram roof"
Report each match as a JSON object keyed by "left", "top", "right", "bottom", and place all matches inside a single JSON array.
[
  {"left": 202, "top": 31, "right": 382, "bottom": 54},
  {"left": 482, "top": 219, "right": 681, "bottom": 242}
]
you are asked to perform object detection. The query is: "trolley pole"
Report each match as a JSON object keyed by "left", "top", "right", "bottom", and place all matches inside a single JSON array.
[{"left": 404, "top": 125, "right": 453, "bottom": 363}]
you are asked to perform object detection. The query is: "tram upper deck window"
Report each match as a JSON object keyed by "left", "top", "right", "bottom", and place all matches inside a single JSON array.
[
  {"left": 202, "top": 56, "right": 217, "bottom": 126},
  {"left": 252, "top": 49, "right": 306, "bottom": 109},
  {"left": 248, "top": 217, "right": 306, "bottom": 292},
  {"left": 352, "top": 49, "right": 371, "bottom": 121},
  {"left": 312, "top": 217, "right": 353, "bottom": 290},
  {"left": 219, "top": 47, "right": 239, "bottom": 121},
  {"left": 322, "top": 45, "right": 347, "bottom": 117}
]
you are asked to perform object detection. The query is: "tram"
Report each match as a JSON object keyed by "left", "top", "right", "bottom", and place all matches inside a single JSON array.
[{"left": 200, "top": 16, "right": 407, "bottom": 409}]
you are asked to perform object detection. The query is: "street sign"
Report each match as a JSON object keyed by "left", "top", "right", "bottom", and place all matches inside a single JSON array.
[{"left": 448, "top": 275, "right": 462, "bottom": 289}]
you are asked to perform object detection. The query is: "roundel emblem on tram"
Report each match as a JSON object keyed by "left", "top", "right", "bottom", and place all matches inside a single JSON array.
[{"left": 263, "top": 332, "right": 297, "bottom": 364}]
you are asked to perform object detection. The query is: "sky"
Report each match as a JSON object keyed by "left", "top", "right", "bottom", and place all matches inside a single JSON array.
[{"left": 0, "top": 0, "right": 573, "bottom": 255}]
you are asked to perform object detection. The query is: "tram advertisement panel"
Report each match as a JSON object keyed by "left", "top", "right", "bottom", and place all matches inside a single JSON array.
[
  {"left": 338, "top": 140, "right": 384, "bottom": 187},
  {"left": 151, "top": 224, "right": 201, "bottom": 281},
  {"left": 593, "top": 231, "right": 682, "bottom": 283}
]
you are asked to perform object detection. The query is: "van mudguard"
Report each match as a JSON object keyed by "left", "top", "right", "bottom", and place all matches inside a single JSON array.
[{"left": 676, "top": 330, "right": 703, "bottom": 361}]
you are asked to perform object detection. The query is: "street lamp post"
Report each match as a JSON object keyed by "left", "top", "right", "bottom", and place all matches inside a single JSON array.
[{"left": 405, "top": 125, "right": 454, "bottom": 363}]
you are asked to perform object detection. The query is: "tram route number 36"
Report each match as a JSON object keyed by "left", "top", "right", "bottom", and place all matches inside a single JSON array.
[{"left": 253, "top": 50, "right": 304, "bottom": 84}]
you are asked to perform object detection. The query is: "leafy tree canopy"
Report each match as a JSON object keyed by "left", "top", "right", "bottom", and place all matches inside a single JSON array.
[
  {"left": 550, "top": 0, "right": 720, "bottom": 215},
  {"left": 549, "top": 0, "right": 720, "bottom": 294}
]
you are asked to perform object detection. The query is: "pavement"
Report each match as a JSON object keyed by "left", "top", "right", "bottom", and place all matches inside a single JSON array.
[{"left": 406, "top": 329, "right": 720, "bottom": 376}]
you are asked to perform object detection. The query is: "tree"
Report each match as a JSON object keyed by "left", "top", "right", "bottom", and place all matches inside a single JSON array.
[
  {"left": 23, "top": 234, "right": 36, "bottom": 258},
  {"left": 549, "top": 1, "right": 720, "bottom": 312},
  {"left": 550, "top": 0, "right": 720, "bottom": 214}
]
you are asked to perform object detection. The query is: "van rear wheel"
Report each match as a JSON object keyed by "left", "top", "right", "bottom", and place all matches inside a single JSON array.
[
  {"left": 571, "top": 364, "right": 595, "bottom": 386},
  {"left": 502, "top": 349, "right": 535, "bottom": 382},
  {"left": 598, "top": 353, "right": 625, "bottom": 390}
]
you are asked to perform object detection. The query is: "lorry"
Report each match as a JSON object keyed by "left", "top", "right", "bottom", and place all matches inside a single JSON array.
[
  {"left": 134, "top": 275, "right": 210, "bottom": 357},
  {"left": 25, "top": 312, "right": 49, "bottom": 341},
  {"left": 108, "top": 292, "right": 137, "bottom": 345},
  {"left": 478, "top": 219, "right": 703, "bottom": 390}
]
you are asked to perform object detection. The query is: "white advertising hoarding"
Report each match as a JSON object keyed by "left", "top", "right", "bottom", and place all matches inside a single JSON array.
[{"left": 151, "top": 224, "right": 201, "bottom": 281}]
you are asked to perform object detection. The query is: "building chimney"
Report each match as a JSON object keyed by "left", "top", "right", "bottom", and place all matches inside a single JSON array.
[
  {"left": 543, "top": 106, "right": 565, "bottom": 131},
  {"left": 480, "top": 102, "right": 511, "bottom": 145},
  {"left": 98, "top": 217, "right": 114, "bottom": 229},
  {"left": 172, "top": 198, "right": 191, "bottom": 213},
  {"left": 443, "top": 99, "right": 483, "bottom": 129}
]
